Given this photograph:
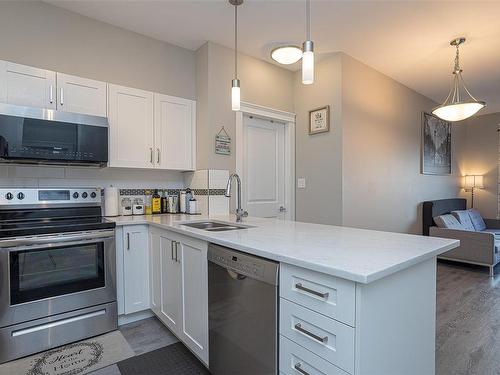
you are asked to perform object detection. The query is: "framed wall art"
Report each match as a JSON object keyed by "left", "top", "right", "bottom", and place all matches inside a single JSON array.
[{"left": 309, "top": 105, "right": 330, "bottom": 135}]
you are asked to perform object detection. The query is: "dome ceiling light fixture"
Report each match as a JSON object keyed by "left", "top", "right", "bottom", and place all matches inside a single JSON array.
[
  {"left": 432, "top": 37, "right": 486, "bottom": 122},
  {"left": 270, "top": 45, "right": 303, "bottom": 65}
]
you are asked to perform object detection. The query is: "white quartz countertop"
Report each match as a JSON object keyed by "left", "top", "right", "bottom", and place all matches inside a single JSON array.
[{"left": 108, "top": 214, "right": 459, "bottom": 284}]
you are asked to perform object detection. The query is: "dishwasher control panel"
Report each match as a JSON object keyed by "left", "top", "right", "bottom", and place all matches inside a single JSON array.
[{"left": 208, "top": 244, "right": 279, "bottom": 285}]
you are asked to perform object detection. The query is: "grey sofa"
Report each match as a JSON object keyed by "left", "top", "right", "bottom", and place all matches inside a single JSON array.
[{"left": 423, "top": 199, "right": 500, "bottom": 276}]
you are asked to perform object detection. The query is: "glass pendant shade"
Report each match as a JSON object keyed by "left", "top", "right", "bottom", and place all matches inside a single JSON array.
[
  {"left": 432, "top": 38, "right": 485, "bottom": 122},
  {"left": 302, "top": 41, "right": 314, "bottom": 85},
  {"left": 231, "top": 79, "right": 240, "bottom": 111}
]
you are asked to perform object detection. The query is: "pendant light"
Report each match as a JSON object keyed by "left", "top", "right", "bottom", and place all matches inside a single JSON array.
[
  {"left": 302, "top": 0, "right": 314, "bottom": 84},
  {"left": 230, "top": 0, "right": 243, "bottom": 111},
  {"left": 432, "top": 38, "right": 485, "bottom": 122}
]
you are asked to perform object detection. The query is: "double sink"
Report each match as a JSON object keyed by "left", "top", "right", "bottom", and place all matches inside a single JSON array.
[{"left": 181, "top": 221, "right": 251, "bottom": 232}]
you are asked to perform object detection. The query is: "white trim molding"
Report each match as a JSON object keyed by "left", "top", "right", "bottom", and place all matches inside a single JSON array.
[{"left": 235, "top": 101, "right": 296, "bottom": 220}]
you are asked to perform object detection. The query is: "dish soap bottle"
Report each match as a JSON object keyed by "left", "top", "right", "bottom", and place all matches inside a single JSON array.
[
  {"left": 152, "top": 189, "right": 161, "bottom": 214},
  {"left": 144, "top": 190, "right": 152, "bottom": 215},
  {"left": 161, "top": 189, "right": 168, "bottom": 213}
]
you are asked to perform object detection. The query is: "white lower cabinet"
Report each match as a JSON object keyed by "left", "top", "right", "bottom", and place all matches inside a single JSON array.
[
  {"left": 149, "top": 227, "right": 209, "bottom": 366},
  {"left": 122, "top": 225, "right": 150, "bottom": 314}
]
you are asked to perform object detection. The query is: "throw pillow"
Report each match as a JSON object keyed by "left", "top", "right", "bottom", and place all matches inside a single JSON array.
[
  {"left": 468, "top": 208, "right": 487, "bottom": 231},
  {"left": 451, "top": 210, "right": 476, "bottom": 231},
  {"left": 434, "top": 214, "right": 465, "bottom": 230}
]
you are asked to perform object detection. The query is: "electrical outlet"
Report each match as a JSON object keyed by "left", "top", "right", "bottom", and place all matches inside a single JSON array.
[{"left": 297, "top": 178, "right": 306, "bottom": 189}]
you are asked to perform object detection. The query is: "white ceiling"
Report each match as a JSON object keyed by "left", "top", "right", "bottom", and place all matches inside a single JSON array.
[{"left": 46, "top": 0, "right": 500, "bottom": 115}]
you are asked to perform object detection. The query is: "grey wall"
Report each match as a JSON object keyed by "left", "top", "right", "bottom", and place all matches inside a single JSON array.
[
  {"left": 0, "top": 1, "right": 196, "bottom": 99},
  {"left": 293, "top": 53, "right": 343, "bottom": 225},
  {"left": 196, "top": 42, "right": 294, "bottom": 172},
  {"left": 459, "top": 112, "right": 500, "bottom": 218},
  {"left": 341, "top": 54, "right": 465, "bottom": 234}
]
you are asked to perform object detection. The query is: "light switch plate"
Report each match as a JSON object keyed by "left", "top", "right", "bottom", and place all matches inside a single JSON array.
[{"left": 297, "top": 178, "right": 306, "bottom": 189}]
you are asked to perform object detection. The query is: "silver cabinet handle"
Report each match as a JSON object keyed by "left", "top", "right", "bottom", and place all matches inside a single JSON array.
[
  {"left": 126, "top": 233, "right": 130, "bottom": 250},
  {"left": 60, "top": 87, "right": 64, "bottom": 106},
  {"left": 49, "top": 85, "right": 54, "bottom": 104},
  {"left": 174, "top": 241, "right": 180, "bottom": 262},
  {"left": 157, "top": 148, "right": 160, "bottom": 164},
  {"left": 295, "top": 283, "right": 329, "bottom": 299},
  {"left": 171, "top": 241, "right": 174, "bottom": 260},
  {"left": 150, "top": 148, "right": 153, "bottom": 164},
  {"left": 294, "top": 323, "right": 328, "bottom": 344},
  {"left": 294, "top": 363, "right": 310, "bottom": 375}
]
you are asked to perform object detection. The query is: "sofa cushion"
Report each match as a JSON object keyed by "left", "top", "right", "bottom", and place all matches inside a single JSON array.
[
  {"left": 452, "top": 210, "right": 476, "bottom": 231},
  {"left": 434, "top": 214, "right": 465, "bottom": 230},
  {"left": 468, "top": 208, "right": 487, "bottom": 231}
]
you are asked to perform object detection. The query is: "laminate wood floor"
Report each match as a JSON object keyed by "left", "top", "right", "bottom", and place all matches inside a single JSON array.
[{"left": 437, "top": 261, "right": 500, "bottom": 375}]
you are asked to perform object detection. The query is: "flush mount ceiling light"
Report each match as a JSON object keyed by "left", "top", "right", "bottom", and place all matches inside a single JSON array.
[
  {"left": 432, "top": 37, "right": 486, "bottom": 122},
  {"left": 230, "top": 0, "right": 243, "bottom": 111},
  {"left": 302, "top": 0, "right": 314, "bottom": 84},
  {"left": 271, "top": 45, "right": 303, "bottom": 65}
]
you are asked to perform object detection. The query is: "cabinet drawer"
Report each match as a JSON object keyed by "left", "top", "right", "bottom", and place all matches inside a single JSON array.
[
  {"left": 280, "top": 263, "right": 355, "bottom": 326},
  {"left": 280, "top": 335, "right": 350, "bottom": 375},
  {"left": 280, "top": 298, "right": 354, "bottom": 374}
]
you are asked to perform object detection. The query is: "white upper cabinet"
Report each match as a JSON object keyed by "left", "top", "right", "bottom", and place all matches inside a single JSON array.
[
  {"left": 154, "top": 94, "right": 196, "bottom": 170},
  {"left": 0, "top": 61, "right": 56, "bottom": 109},
  {"left": 56, "top": 73, "right": 107, "bottom": 117},
  {"left": 108, "top": 84, "right": 154, "bottom": 168}
]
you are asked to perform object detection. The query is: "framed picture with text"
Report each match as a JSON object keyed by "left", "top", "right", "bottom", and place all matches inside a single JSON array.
[{"left": 309, "top": 105, "right": 330, "bottom": 135}]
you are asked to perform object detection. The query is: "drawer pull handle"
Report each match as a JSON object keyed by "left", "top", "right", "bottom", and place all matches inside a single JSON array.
[
  {"left": 295, "top": 283, "right": 329, "bottom": 299},
  {"left": 294, "top": 323, "right": 328, "bottom": 344},
  {"left": 294, "top": 363, "right": 310, "bottom": 375}
]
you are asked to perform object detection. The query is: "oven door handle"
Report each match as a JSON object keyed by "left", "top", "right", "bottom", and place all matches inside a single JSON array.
[{"left": 0, "top": 230, "right": 115, "bottom": 249}]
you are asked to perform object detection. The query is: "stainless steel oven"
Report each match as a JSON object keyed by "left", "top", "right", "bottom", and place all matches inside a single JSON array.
[{"left": 0, "top": 188, "right": 117, "bottom": 363}]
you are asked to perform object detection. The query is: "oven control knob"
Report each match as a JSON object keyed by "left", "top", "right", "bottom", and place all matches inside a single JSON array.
[
  {"left": 73, "top": 192, "right": 79, "bottom": 199},
  {"left": 17, "top": 192, "right": 25, "bottom": 200},
  {"left": 90, "top": 192, "right": 97, "bottom": 198},
  {"left": 5, "top": 192, "right": 13, "bottom": 200},
  {"left": 82, "top": 192, "right": 88, "bottom": 199}
]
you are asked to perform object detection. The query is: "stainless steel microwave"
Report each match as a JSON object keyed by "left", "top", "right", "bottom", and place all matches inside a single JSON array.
[{"left": 0, "top": 103, "right": 108, "bottom": 166}]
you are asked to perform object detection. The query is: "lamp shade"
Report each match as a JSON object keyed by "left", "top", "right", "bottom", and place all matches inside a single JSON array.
[{"left": 464, "top": 175, "right": 484, "bottom": 190}]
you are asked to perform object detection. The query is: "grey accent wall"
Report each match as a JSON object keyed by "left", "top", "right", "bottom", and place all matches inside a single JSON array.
[
  {"left": 196, "top": 42, "right": 294, "bottom": 172},
  {"left": 341, "top": 54, "right": 465, "bottom": 234},
  {"left": 0, "top": 1, "right": 196, "bottom": 99},
  {"left": 459, "top": 112, "right": 500, "bottom": 218},
  {"left": 293, "top": 53, "right": 343, "bottom": 225}
]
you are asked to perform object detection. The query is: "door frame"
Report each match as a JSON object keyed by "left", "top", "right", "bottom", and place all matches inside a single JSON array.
[{"left": 235, "top": 101, "right": 296, "bottom": 220}]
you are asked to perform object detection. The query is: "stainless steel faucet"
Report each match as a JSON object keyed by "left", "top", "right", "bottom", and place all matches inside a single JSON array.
[{"left": 225, "top": 173, "right": 248, "bottom": 222}]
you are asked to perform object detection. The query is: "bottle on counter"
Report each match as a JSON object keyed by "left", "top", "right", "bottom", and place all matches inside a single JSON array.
[
  {"left": 161, "top": 189, "right": 168, "bottom": 213},
  {"left": 152, "top": 189, "right": 161, "bottom": 214},
  {"left": 144, "top": 189, "right": 152, "bottom": 215},
  {"left": 179, "top": 190, "right": 187, "bottom": 213},
  {"left": 185, "top": 188, "right": 193, "bottom": 212}
]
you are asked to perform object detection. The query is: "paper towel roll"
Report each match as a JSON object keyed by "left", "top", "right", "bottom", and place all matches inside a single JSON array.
[{"left": 103, "top": 187, "right": 119, "bottom": 217}]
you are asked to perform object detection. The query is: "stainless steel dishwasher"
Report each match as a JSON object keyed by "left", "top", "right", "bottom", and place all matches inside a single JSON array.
[{"left": 208, "top": 243, "right": 279, "bottom": 375}]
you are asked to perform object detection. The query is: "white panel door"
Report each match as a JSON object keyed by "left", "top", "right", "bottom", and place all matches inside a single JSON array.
[
  {"left": 160, "top": 234, "right": 182, "bottom": 335},
  {"left": 178, "top": 237, "right": 209, "bottom": 365},
  {"left": 123, "top": 225, "right": 150, "bottom": 314},
  {"left": 56, "top": 73, "right": 107, "bottom": 116},
  {"left": 243, "top": 115, "right": 286, "bottom": 219},
  {"left": 154, "top": 94, "right": 195, "bottom": 170},
  {"left": 2, "top": 61, "right": 56, "bottom": 109},
  {"left": 149, "top": 230, "right": 162, "bottom": 316},
  {"left": 108, "top": 84, "right": 154, "bottom": 168}
]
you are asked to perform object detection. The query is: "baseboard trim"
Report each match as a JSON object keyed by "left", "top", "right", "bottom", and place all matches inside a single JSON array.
[{"left": 118, "top": 310, "right": 154, "bottom": 326}]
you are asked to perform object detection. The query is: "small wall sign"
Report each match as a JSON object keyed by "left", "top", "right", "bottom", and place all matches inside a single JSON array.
[
  {"left": 309, "top": 105, "right": 330, "bottom": 135},
  {"left": 215, "top": 126, "right": 231, "bottom": 155}
]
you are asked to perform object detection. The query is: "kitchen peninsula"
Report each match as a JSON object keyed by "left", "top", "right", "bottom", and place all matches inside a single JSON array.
[{"left": 110, "top": 214, "right": 459, "bottom": 375}]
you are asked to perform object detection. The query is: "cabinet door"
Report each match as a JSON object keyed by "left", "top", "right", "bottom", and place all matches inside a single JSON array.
[
  {"left": 56, "top": 73, "right": 107, "bottom": 116},
  {"left": 149, "top": 230, "right": 162, "bottom": 316},
  {"left": 123, "top": 225, "right": 150, "bottom": 314},
  {"left": 154, "top": 94, "right": 195, "bottom": 170},
  {"left": 108, "top": 84, "right": 154, "bottom": 168},
  {"left": 1, "top": 60, "right": 56, "bottom": 109},
  {"left": 178, "top": 236, "right": 209, "bottom": 365},
  {"left": 160, "top": 235, "right": 182, "bottom": 335}
]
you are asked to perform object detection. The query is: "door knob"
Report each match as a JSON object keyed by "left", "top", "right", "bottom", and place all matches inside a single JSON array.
[{"left": 279, "top": 206, "right": 287, "bottom": 212}]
